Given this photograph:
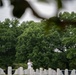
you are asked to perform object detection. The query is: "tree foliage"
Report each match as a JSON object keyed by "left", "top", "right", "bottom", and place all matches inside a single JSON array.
[
  {"left": 0, "top": 12, "right": 76, "bottom": 69},
  {"left": 0, "top": 19, "right": 20, "bottom": 69}
]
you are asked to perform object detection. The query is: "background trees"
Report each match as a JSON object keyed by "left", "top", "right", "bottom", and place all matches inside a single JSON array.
[
  {"left": 0, "top": 12, "right": 76, "bottom": 69},
  {"left": 0, "top": 19, "right": 20, "bottom": 69},
  {"left": 16, "top": 21, "right": 56, "bottom": 69}
]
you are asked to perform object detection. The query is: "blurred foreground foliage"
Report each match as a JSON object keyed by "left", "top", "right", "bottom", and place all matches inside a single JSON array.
[
  {"left": 0, "top": 0, "right": 76, "bottom": 29},
  {"left": 0, "top": 0, "right": 63, "bottom": 18}
]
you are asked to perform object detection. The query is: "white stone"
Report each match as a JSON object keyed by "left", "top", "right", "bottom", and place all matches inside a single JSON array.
[{"left": 8, "top": 66, "right": 12, "bottom": 75}]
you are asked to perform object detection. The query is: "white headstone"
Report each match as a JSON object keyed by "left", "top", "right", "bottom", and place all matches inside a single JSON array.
[
  {"left": 8, "top": 66, "right": 12, "bottom": 75},
  {"left": 43, "top": 69, "right": 47, "bottom": 75},
  {"left": 57, "top": 68, "right": 63, "bottom": 75},
  {"left": 19, "top": 67, "right": 24, "bottom": 75},
  {"left": 40, "top": 68, "right": 43, "bottom": 75},
  {"left": 48, "top": 68, "right": 52, "bottom": 75},
  {"left": 65, "top": 69, "right": 68, "bottom": 75},
  {"left": 71, "top": 69, "right": 75, "bottom": 75},
  {"left": 0, "top": 68, "right": 6, "bottom": 75},
  {"left": 36, "top": 69, "right": 39, "bottom": 75},
  {"left": 14, "top": 68, "right": 19, "bottom": 74}
]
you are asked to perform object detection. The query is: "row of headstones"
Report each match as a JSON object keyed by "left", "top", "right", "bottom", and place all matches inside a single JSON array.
[
  {"left": 14, "top": 67, "right": 57, "bottom": 75},
  {"left": 0, "top": 67, "right": 56, "bottom": 75},
  {"left": 0, "top": 66, "right": 76, "bottom": 75}
]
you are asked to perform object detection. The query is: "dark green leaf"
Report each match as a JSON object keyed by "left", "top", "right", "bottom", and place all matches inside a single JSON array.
[
  {"left": 11, "top": 0, "right": 29, "bottom": 18},
  {"left": 0, "top": 0, "right": 3, "bottom": 6},
  {"left": 56, "top": 0, "right": 62, "bottom": 9}
]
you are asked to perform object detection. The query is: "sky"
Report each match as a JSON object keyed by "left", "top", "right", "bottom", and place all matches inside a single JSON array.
[{"left": 0, "top": 0, "right": 76, "bottom": 22}]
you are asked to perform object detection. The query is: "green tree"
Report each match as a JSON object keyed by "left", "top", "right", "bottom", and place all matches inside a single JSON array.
[
  {"left": 61, "top": 26, "right": 76, "bottom": 69},
  {"left": 16, "top": 21, "right": 56, "bottom": 69},
  {"left": 0, "top": 12, "right": 76, "bottom": 69},
  {"left": 49, "top": 25, "right": 76, "bottom": 69},
  {"left": 15, "top": 14, "right": 76, "bottom": 69},
  {"left": 0, "top": 19, "right": 20, "bottom": 69}
]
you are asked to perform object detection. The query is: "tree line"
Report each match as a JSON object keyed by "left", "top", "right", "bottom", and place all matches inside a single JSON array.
[{"left": 0, "top": 12, "right": 76, "bottom": 70}]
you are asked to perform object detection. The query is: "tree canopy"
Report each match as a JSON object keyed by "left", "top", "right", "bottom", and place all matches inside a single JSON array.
[{"left": 0, "top": 12, "right": 76, "bottom": 69}]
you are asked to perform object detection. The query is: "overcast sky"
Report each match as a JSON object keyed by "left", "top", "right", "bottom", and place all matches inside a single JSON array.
[{"left": 0, "top": 0, "right": 76, "bottom": 22}]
